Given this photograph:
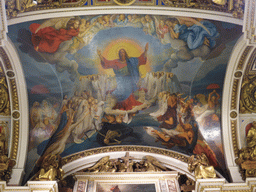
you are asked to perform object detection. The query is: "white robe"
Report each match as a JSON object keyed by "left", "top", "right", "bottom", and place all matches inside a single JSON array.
[
  {"left": 72, "top": 100, "right": 91, "bottom": 143},
  {"left": 150, "top": 97, "right": 168, "bottom": 118}
]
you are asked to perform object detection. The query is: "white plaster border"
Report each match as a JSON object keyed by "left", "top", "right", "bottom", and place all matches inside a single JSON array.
[
  {"left": 62, "top": 150, "right": 225, "bottom": 182},
  {"left": 222, "top": 35, "right": 255, "bottom": 182},
  {"left": 1, "top": 39, "right": 29, "bottom": 185},
  {"left": 7, "top": 6, "right": 243, "bottom": 26}
]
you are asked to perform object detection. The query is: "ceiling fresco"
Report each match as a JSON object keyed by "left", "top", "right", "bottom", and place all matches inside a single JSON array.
[{"left": 7, "top": 14, "right": 242, "bottom": 180}]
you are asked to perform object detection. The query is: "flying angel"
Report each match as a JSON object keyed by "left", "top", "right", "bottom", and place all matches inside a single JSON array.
[{"left": 29, "top": 17, "right": 80, "bottom": 53}]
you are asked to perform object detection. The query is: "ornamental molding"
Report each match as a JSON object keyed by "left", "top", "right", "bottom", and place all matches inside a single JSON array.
[
  {"left": 222, "top": 36, "right": 248, "bottom": 183},
  {"left": 0, "top": 42, "right": 29, "bottom": 185},
  {"left": 243, "top": 0, "right": 256, "bottom": 44},
  {"left": 4, "top": 0, "right": 245, "bottom": 19},
  {"left": 62, "top": 149, "right": 194, "bottom": 179},
  {"left": 0, "top": 0, "right": 7, "bottom": 43},
  {"left": 7, "top": 6, "right": 243, "bottom": 26},
  {"left": 195, "top": 178, "right": 256, "bottom": 192},
  {"left": 0, "top": 181, "right": 58, "bottom": 192}
]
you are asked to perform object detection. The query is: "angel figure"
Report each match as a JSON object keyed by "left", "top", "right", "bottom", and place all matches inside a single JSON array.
[
  {"left": 87, "top": 156, "right": 110, "bottom": 172},
  {"left": 143, "top": 155, "right": 167, "bottom": 172},
  {"left": 29, "top": 17, "right": 80, "bottom": 53},
  {"left": 69, "top": 19, "right": 96, "bottom": 52},
  {"left": 188, "top": 154, "right": 216, "bottom": 180},
  {"left": 165, "top": 17, "right": 219, "bottom": 50},
  {"left": 156, "top": 19, "right": 172, "bottom": 45},
  {"left": 37, "top": 154, "right": 64, "bottom": 181}
]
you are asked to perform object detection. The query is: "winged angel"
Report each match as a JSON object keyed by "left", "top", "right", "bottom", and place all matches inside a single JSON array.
[
  {"left": 86, "top": 155, "right": 167, "bottom": 172},
  {"left": 30, "top": 17, "right": 95, "bottom": 54},
  {"left": 153, "top": 16, "right": 219, "bottom": 70},
  {"left": 187, "top": 154, "right": 216, "bottom": 180}
]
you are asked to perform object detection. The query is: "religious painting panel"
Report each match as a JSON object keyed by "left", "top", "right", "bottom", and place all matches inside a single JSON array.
[
  {"left": 73, "top": 172, "right": 179, "bottom": 192},
  {"left": 7, "top": 14, "right": 242, "bottom": 181}
]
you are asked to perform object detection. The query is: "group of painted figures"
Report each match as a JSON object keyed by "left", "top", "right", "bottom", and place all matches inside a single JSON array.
[
  {"left": 30, "top": 74, "right": 221, "bottom": 171},
  {"left": 27, "top": 14, "right": 223, "bottom": 173},
  {"left": 29, "top": 14, "right": 219, "bottom": 57},
  {"left": 144, "top": 88, "right": 220, "bottom": 167},
  {"left": 30, "top": 70, "right": 181, "bottom": 149}
]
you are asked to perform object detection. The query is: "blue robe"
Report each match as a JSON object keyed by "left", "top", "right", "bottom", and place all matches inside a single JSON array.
[
  {"left": 102, "top": 54, "right": 146, "bottom": 101},
  {"left": 174, "top": 21, "right": 219, "bottom": 50},
  {"left": 112, "top": 57, "right": 140, "bottom": 101}
]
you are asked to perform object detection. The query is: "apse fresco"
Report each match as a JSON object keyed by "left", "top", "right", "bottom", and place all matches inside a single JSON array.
[{"left": 8, "top": 14, "right": 242, "bottom": 179}]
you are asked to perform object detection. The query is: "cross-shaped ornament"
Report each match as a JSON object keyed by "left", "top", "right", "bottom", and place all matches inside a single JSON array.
[{"left": 120, "top": 152, "right": 134, "bottom": 172}]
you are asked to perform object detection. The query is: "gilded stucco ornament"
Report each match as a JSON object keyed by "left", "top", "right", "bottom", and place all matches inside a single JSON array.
[
  {"left": 62, "top": 146, "right": 189, "bottom": 165},
  {"left": 5, "top": 0, "right": 39, "bottom": 18},
  {"left": 6, "top": 71, "right": 15, "bottom": 78},
  {"left": 0, "top": 49, "right": 19, "bottom": 166},
  {"left": 85, "top": 152, "right": 167, "bottom": 173},
  {"left": 240, "top": 75, "right": 256, "bottom": 114},
  {"left": 232, "top": 0, "right": 244, "bottom": 18},
  {"left": 235, "top": 71, "right": 242, "bottom": 78},
  {"left": 235, "top": 121, "right": 256, "bottom": 180},
  {"left": 5, "top": 0, "right": 243, "bottom": 18},
  {"left": 5, "top": 0, "right": 18, "bottom": 18},
  {"left": 113, "top": 0, "right": 136, "bottom": 5},
  {"left": 179, "top": 174, "right": 195, "bottom": 191},
  {"left": 0, "top": 74, "right": 10, "bottom": 116},
  {"left": 35, "top": 154, "right": 64, "bottom": 181},
  {"left": 230, "top": 111, "right": 237, "bottom": 118},
  {"left": 12, "top": 111, "right": 20, "bottom": 119},
  {"left": 0, "top": 153, "right": 16, "bottom": 183},
  {"left": 0, "top": 123, "right": 16, "bottom": 183},
  {"left": 187, "top": 153, "right": 216, "bottom": 180}
]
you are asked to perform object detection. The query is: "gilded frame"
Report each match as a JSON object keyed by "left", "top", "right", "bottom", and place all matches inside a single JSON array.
[{"left": 73, "top": 172, "right": 180, "bottom": 192}]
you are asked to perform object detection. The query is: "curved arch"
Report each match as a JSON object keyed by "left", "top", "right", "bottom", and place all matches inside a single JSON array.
[
  {"left": 222, "top": 35, "right": 253, "bottom": 182},
  {"left": 4, "top": 8, "right": 244, "bottom": 184},
  {"left": 0, "top": 39, "right": 29, "bottom": 185}
]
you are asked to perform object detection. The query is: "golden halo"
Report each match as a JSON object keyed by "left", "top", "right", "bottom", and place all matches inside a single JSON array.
[
  {"left": 113, "top": 0, "right": 136, "bottom": 6},
  {"left": 99, "top": 39, "right": 151, "bottom": 77},
  {"left": 102, "top": 39, "right": 143, "bottom": 60},
  {"left": 114, "top": 45, "right": 130, "bottom": 58}
]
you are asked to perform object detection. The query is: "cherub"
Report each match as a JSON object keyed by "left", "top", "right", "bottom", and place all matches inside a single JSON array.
[{"left": 70, "top": 19, "right": 96, "bottom": 52}]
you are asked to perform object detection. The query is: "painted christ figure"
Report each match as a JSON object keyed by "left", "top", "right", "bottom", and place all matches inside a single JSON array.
[{"left": 97, "top": 43, "right": 148, "bottom": 110}]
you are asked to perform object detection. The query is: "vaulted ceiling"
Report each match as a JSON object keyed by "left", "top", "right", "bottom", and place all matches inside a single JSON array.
[{"left": 0, "top": 0, "right": 256, "bottom": 187}]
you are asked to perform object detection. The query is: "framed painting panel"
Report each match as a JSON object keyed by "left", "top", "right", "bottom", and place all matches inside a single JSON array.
[{"left": 74, "top": 172, "right": 180, "bottom": 192}]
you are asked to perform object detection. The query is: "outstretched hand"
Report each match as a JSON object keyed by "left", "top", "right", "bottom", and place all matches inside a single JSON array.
[
  {"left": 145, "top": 43, "right": 149, "bottom": 52},
  {"left": 97, "top": 49, "right": 101, "bottom": 56}
]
